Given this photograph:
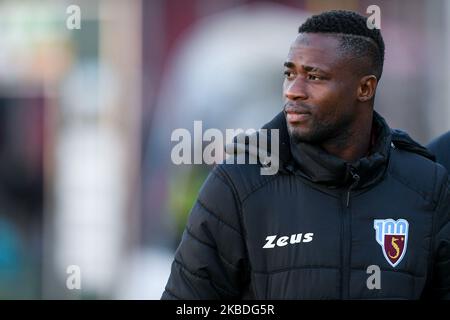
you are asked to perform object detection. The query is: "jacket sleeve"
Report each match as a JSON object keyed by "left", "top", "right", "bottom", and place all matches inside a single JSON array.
[
  {"left": 161, "top": 166, "right": 248, "bottom": 299},
  {"left": 430, "top": 173, "right": 450, "bottom": 299}
]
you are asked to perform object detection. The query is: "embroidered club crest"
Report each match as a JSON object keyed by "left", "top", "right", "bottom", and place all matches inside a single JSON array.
[{"left": 373, "top": 219, "right": 409, "bottom": 268}]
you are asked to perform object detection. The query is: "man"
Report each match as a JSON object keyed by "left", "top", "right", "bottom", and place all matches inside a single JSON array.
[
  {"left": 162, "top": 10, "right": 450, "bottom": 299},
  {"left": 428, "top": 131, "right": 450, "bottom": 172}
]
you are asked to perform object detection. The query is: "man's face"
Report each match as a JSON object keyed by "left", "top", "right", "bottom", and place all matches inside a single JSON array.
[{"left": 283, "top": 33, "right": 361, "bottom": 144}]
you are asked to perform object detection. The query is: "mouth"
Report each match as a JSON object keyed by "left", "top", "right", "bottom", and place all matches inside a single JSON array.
[
  {"left": 286, "top": 112, "right": 311, "bottom": 123},
  {"left": 285, "top": 107, "right": 311, "bottom": 124}
]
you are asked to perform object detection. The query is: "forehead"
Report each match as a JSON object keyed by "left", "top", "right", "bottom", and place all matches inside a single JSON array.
[{"left": 286, "top": 33, "right": 345, "bottom": 71}]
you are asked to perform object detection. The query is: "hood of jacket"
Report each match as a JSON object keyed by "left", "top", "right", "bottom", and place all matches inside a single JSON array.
[{"left": 225, "top": 110, "right": 435, "bottom": 190}]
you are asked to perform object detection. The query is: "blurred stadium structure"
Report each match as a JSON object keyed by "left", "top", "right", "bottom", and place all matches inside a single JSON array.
[{"left": 0, "top": 0, "right": 449, "bottom": 299}]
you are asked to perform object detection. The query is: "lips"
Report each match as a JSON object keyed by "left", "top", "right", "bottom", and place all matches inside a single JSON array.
[
  {"left": 285, "top": 105, "right": 311, "bottom": 123},
  {"left": 286, "top": 112, "right": 311, "bottom": 123}
]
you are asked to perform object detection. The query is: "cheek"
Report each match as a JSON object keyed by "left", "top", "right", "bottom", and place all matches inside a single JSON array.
[{"left": 311, "top": 86, "right": 342, "bottom": 121}]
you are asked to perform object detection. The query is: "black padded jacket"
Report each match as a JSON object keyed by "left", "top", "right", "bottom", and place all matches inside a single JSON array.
[{"left": 162, "top": 111, "right": 450, "bottom": 300}]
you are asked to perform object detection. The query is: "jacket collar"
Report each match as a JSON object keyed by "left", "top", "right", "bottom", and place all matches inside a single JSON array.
[
  {"left": 230, "top": 110, "right": 435, "bottom": 189},
  {"left": 262, "top": 111, "right": 392, "bottom": 189}
]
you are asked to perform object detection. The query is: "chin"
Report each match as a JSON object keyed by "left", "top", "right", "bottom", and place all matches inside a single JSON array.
[{"left": 288, "top": 125, "right": 314, "bottom": 143}]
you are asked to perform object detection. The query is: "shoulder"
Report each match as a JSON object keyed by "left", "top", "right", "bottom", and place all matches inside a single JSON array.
[
  {"left": 212, "top": 160, "right": 282, "bottom": 204},
  {"left": 427, "top": 131, "right": 450, "bottom": 172},
  {"left": 389, "top": 142, "right": 448, "bottom": 207},
  {"left": 428, "top": 131, "right": 450, "bottom": 151}
]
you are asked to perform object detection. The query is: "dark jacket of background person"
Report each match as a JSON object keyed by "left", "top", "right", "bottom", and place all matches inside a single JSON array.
[
  {"left": 162, "top": 111, "right": 450, "bottom": 300},
  {"left": 428, "top": 131, "right": 450, "bottom": 173}
]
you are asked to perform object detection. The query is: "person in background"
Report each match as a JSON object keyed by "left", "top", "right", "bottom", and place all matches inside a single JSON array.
[{"left": 428, "top": 131, "right": 450, "bottom": 172}]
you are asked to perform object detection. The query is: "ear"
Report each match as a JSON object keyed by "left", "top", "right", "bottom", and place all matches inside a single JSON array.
[{"left": 357, "top": 75, "right": 378, "bottom": 102}]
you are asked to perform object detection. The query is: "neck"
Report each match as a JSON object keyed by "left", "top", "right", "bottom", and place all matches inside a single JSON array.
[{"left": 321, "top": 112, "right": 373, "bottom": 163}]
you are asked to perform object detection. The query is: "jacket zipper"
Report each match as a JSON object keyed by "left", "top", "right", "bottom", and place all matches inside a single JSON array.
[
  {"left": 346, "top": 170, "right": 360, "bottom": 207},
  {"left": 341, "top": 167, "right": 360, "bottom": 299}
]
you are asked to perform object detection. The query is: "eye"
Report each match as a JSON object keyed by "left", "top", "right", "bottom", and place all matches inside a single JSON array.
[
  {"left": 307, "top": 74, "right": 322, "bottom": 81},
  {"left": 283, "top": 70, "right": 295, "bottom": 80}
]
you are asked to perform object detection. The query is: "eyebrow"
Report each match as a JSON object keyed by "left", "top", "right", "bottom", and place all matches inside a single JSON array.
[
  {"left": 283, "top": 62, "right": 326, "bottom": 73},
  {"left": 283, "top": 62, "right": 296, "bottom": 69}
]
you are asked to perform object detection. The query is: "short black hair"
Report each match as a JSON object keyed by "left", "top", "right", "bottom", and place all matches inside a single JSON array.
[{"left": 298, "top": 10, "right": 385, "bottom": 79}]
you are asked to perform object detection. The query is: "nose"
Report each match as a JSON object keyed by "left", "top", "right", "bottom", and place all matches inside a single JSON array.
[{"left": 284, "top": 78, "right": 308, "bottom": 101}]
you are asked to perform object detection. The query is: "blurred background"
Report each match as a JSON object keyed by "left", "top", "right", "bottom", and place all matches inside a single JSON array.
[{"left": 0, "top": 0, "right": 449, "bottom": 299}]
